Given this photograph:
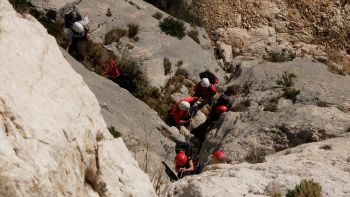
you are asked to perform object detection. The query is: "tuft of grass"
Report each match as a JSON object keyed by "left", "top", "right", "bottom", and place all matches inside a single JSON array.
[
  {"left": 174, "top": 68, "right": 189, "bottom": 78},
  {"left": 264, "top": 103, "right": 278, "bottom": 112},
  {"left": 225, "top": 85, "right": 242, "bottom": 97},
  {"left": 106, "top": 8, "right": 112, "bottom": 17},
  {"left": 152, "top": 12, "right": 163, "bottom": 20},
  {"left": 164, "top": 58, "right": 172, "bottom": 75},
  {"left": 269, "top": 52, "right": 295, "bottom": 62},
  {"left": 277, "top": 71, "right": 296, "bottom": 87},
  {"left": 108, "top": 126, "right": 122, "bottom": 138},
  {"left": 187, "top": 29, "right": 200, "bottom": 44},
  {"left": 319, "top": 144, "right": 332, "bottom": 150},
  {"left": 277, "top": 71, "right": 300, "bottom": 103},
  {"left": 127, "top": 23, "right": 139, "bottom": 38},
  {"left": 159, "top": 16, "right": 186, "bottom": 39},
  {"left": 282, "top": 88, "right": 300, "bottom": 103},
  {"left": 285, "top": 149, "right": 292, "bottom": 155},
  {"left": 286, "top": 180, "right": 322, "bottom": 197},
  {"left": 104, "top": 28, "right": 127, "bottom": 45}
]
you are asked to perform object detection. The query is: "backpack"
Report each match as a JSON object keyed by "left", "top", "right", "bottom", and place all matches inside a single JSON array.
[{"left": 64, "top": 11, "right": 82, "bottom": 28}]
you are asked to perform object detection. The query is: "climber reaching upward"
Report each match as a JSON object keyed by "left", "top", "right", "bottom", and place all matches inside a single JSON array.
[{"left": 169, "top": 97, "right": 198, "bottom": 127}]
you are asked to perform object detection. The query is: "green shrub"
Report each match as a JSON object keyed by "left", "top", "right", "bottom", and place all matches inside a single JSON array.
[
  {"left": 269, "top": 52, "right": 295, "bottom": 62},
  {"left": 104, "top": 28, "right": 127, "bottom": 45},
  {"left": 282, "top": 87, "right": 300, "bottom": 103},
  {"left": 108, "top": 126, "right": 122, "bottom": 138},
  {"left": 277, "top": 71, "right": 296, "bottom": 87},
  {"left": 188, "top": 29, "right": 200, "bottom": 44},
  {"left": 152, "top": 12, "right": 163, "bottom": 20},
  {"left": 127, "top": 23, "right": 139, "bottom": 38},
  {"left": 277, "top": 72, "right": 300, "bottom": 103},
  {"left": 164, "top": 58, "right": 172, "bottom": 75},
  {"left": 286, "top": 180, "right": 322, "bottom": 197},
  {"left": 159, "top": 17, "right": 186, "bottom": 39},
  {"left": 145, "top": 0, "right": 202, "bottom": 26}
]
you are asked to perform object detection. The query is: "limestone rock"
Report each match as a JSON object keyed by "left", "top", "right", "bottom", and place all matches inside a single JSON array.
[
  {"left": 166, "top": 136, "right": 350, "bottom": 197},
  {"left": 0, "top": 1, "right": 155, "bottom": 196},
  {"left": 217, "top": 41, "right": 233, "bottom": 63},
  {"left": 74, "top": 0, "right": 224, "bottom": 88}
]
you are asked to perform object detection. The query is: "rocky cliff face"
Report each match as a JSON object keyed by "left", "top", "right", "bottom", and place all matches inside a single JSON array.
[{"left": 0, "top": 1, "right": 155, "bottom": 196}]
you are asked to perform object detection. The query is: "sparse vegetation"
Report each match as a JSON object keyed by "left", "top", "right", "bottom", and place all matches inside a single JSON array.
[
  {"left": 174, "top": 68, "right": 189, "bottom": 78},
  {"left": 286, "top": 180, "right": 322, "bottom": 197},
  {"left": 225, "top": 85, "right": 242, "bottom": 97},
  {"left": 104, "top": 28, "right": 127, "bottom": 45},
  {"left": 159, "top": 17, "right": 186, "bottom": 39},
  {"left": 269, "top": 52, "right": 295, "bottom": 62},
  {"left": 188, "top": 29, "right": 200, "bottom": 44},
  {"left": 285, "top": 149, "right": 292, "bottom": 155},
  {"left": 277, "top": 71, "right": 300, "bottom": 103},
  {"left": 145, "top": 0, "right": 202, "bottom": 26},
  {"left": 319, "top": 144, "right": 332, "bottom": 150},
  {"left": 152, "top": 12, "right": 163, "bottom": 20},
  {"left": 264, "top": 103, "right": 278, "bottom": 112},
  {"left": 108, "top": 126, "right": 122, "bottom": 138},
  {"left": 244, "top": 148, "right": 266, "bottom": 164},
  {"left": 127, "top": 23, "right": 139, "bottom": 38},
  {"left": 9, "top": 0, "right": 30, "bottom": 14},
  {"left": 106, "top": 8, "right": 112, "bottom": 17},
  {"left": 164, "top": 58, "right": 172, "bottom": 75}
]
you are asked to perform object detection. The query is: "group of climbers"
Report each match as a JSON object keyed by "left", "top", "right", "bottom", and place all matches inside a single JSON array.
[{"left": 169, "top": 71, "right": 237, "bottom": 179}]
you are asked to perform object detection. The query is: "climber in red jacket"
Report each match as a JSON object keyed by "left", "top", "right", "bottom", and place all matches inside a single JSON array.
[
  {"left": 169, "top": 97, "right": 198, "bottom": 126},
  {"left": 193, "top": 78, "right": 217, "bottom": 105}
]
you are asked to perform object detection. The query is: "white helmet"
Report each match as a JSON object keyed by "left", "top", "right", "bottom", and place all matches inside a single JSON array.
[
  {"left": 200, "top": 78, "right": 210, "bottom": 87},
  {"left": 178, "top": 101, "right": 191, "bottom": 110},
  {"left": 72, "top": 22, "right": 84, "bottom": 33}
]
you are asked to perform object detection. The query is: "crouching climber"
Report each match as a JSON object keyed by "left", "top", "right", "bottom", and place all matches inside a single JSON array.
[
  {"left": 64, "top": 11, "right": 90, "bottom": 60},
  {"left": 175, "top": 142, "right": 200, "bottom": 179},
  {"left": 193, "top": 77, "right": 217, "bottom": 106},
  {"left": 169, "top": 97, "right": 198, "bottom": 127}
]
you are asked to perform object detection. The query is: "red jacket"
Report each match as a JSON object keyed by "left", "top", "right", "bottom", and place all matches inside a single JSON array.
[
  {"left": 171, "top": 97, "right": 198, "bottom": 125},
  {"left": 193, "top": 83, "right": 217, "bottom": 101}
]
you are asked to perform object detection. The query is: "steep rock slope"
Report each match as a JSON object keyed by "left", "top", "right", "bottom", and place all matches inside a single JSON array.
[
  {"left": 200, "top": 59, "right": 350, "bottom": 165},
  {"left": 62, "top": 48, "right": 183, "bottom": 186},
  {"left": 167, "top": 136, "right": 350, "bottom": 197},
  {"left": 74, "top": 0, "right": 224, "bottom": 88},
  {"left": 0, "top": 1, "right": 155, "bottom": 196}
]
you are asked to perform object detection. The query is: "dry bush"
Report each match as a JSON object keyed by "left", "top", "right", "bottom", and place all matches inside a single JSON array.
[
  {"left": 286, "top": 179, "right": 322, "bottom": 197},
  {"left": 152, "top": 12, "right": 163, "bottom": 20},
  {"left": 164, "top": 58, "right": 172, "bottom": 75},
  {"left": 127, "top": 23, "right": 139, "bottom": 38},
  {"left": 104, "top": 28, "right": 127, "bottom": 45},
  {"left": 159, "top": 17, "right": 186, "bottom": 39},
  {"left": 319, "top": 144, "right": 332, "bottom": 150},
  {"left": 187, "top": 29, "right": 200, "bottom": 44}
]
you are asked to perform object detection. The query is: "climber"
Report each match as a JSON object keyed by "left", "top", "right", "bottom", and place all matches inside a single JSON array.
[
  {"left": 191, "top": 94, "right": 230, "bottom": 145},
  {"left": 169, "top": 97, "right": 198, "bottom": 127},
  {"left": 174, "top": 142, "right": 200, "bottom": 179},
  {"left": 199, "top": 70, "right": 219, "bottom": 85},
  {"left": 65, "top": 12, "right": 90, "bottom": 60},
  {"left": 193, "top": 78, "right": 217, "bottom": 106},
  {"left": 211, "top": 150, "right": 227, "bottom": 164}
]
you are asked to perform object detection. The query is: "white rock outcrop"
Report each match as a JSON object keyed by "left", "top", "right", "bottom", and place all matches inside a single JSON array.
[
  {"left": 0, "top": 1, "right": 155, "bottom": 196},
  {"left": 166, "top": 136, "right": 350, "bottom": 197}
]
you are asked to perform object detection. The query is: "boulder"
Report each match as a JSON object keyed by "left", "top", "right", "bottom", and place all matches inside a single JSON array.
[
  {"left": 166, "top": 136, "right": 350, "bottom": 197},
  {"left": 0, "top": 1, "right": 155, "bottom": 196}
]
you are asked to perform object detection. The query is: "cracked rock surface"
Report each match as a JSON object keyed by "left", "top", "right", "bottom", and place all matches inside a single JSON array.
[{"left": 0, "top": 1, "right": 155, "bottom": 196}]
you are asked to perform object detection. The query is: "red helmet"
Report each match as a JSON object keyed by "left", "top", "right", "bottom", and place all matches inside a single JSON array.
[
  {"left": 216, "top": 105, "right": 228, "bottom": 113},
  {"left": 175, "top": 151, "right": 188, "bottom": 166},
  {"left": 212, "top": 150, "right": 226, "bottom": 160}
]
